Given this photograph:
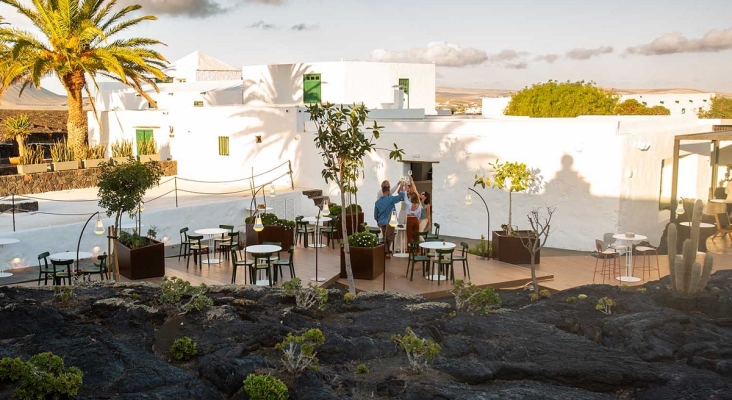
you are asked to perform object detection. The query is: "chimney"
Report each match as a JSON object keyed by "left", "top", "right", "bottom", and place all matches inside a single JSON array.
[{"left": 393, "top": 85, "right": 405, "bottom": 109}]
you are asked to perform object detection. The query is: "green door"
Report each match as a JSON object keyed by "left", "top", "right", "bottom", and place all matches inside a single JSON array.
[
  {"left": 303, "top": 73, "right": 321, "bottom": 104},
  {"left": 136, "top": 129, "right": 153, "bottom": 154},
  {"left": 398, "top": 78, "right": 410, "bottom": 108}
]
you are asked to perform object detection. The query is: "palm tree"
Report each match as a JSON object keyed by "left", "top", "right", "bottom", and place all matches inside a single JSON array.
[{"left": 0, "top": 1, "right": 168, "bottom": 158}]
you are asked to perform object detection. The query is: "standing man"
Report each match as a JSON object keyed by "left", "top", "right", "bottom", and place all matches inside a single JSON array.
[{"left": 374, "top": 180, "right": 406, "bottom": 258}]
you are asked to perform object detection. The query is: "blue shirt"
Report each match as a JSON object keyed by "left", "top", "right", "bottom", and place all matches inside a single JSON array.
[{"left": 374, "top": 191, "right": 406, "bottom": 226}]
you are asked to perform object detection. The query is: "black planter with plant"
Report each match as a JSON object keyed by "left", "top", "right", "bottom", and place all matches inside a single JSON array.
[
  {"left": 116, "top": 229, "right": 165, "bottom": 280},
  {"left": 339, "top": 231, "right": 385, "bottom": 280}
]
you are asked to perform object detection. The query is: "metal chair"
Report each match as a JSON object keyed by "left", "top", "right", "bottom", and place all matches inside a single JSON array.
[
  {"left": 274, "top": 245, "right": 296, "bottom": 280},
  {"left": 634, "top": 240, "right": 660, "bottom": 281},
  {"left": 320, "top": 221, "right": 338, "bottom": 249},
  {"left": 406, "top": 241, "right": 429, "bottom": 281},
  {"left": 178, "top": 227, "right": 193, "bottom": 261},
  {"left": 230, "top": 245, "right": 252, "bottom": 284},
  {"left": 603, "top": 232, "right": 627, "bottom": 253},
  {"left": 452, "top": 242, "right": 471, "bottom": 280},
  {"left": 50, "top": 259, "right": 74, "bottom": 286},
  {"left": 592, "top": 239, "right": 620, "bottom": 284},
  {"left": 295, "top": 216, "right": 314, "bottom": 247},
  {"left": 213, "top": 225, "right": 235, "bottom": 259},
  {"left": 80, "top": 253, "right": 108, "bottom": 281},
  {"left": 430, "top": 248, "right": 454, "bottom": 286},
  {"left": 37, "top": 252, "right": 54, "bottom": 286},
  {"left": 249, "top": 252, "right": 274, "bottom": 287},
  {"left": 712, "top": 213, "right": 732, "bottom": 240},
  {"left": 425, "top": 223, "right": 440, "bottom": 240},
  {"left": 186, "top": 235, "right": 209, "bottom": 268}
]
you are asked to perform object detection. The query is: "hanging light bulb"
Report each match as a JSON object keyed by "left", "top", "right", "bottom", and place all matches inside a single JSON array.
[
  {"left": 322, "top": 202, "right": 330, "bottom": 216},
  {"left": 94, "top": 214, "right": 105, "bottom": 235},
  {"left": 675, "top": 198, "right": 685, "bottom": 215},
  {"left": 139, "top": 201, "right": 145, "bottom": 212},
  {"left": 465, "top": 191, "right": 472, "bottom": 205},
  {"left": 269, "top": 185, "right": 276, "bottom": 198},
  {"left": 389, "top": 210, "right": 398, "bottom": 227},
  {"left": 253, "top": 214, "right": 264, "bottom": 232}
]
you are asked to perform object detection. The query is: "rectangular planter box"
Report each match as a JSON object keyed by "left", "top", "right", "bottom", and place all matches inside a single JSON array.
[
  {"left": 334, "top": 212, "right": 365, "bottom": 240},
  {"left": 81, "top": 159, "right": 107, "bottom": 169},
  {"left": 340, "top": 244, "right": 385, "bottom": 280},
  {"left": 245, "top": 224, "right": 294, "bottom": 250},
  {"left": 17, "top": 163, "right": 48, "bottom": 174},
  {"left": 116, "top": 238, "right": 165, "bottom": 280},
  {"left": 112, "top": 157, "right": 130, "bottom": 165},
  {"left": 51, "top": 161, "right": 79, "bottom": 172},
  {"left": 492, "top": 230, "right": 540, "bottom": 265},
  {"left": 138, "top": 154, "right": 161, "bottom": 163}
]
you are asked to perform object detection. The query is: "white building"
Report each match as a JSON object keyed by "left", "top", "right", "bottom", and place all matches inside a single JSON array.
[
  {"left": 481, "top": 97, "right": 511, "bottom": 116},
  {"left": 164, "top": 51, "right": 241, "bottom": 83},
  {"left": 619, "top": 92, "right": 716, "bottom": 117},
  {"left": 241, "top": 61, "right": 436, "bottom": 113}
]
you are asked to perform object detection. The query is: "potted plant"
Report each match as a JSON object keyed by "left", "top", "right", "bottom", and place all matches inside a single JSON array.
[
  {"left": 81, "top": 143, "right": 107, "bottom": 168},
  {"left": 50, "top": 139, "right": 78, "bottom": 171},
  {"left": 115, "top": 227, "right": 165, "bottom": 280},
  {"left": 339, "top": 231, "right": 385, "bottom": 280},
  {"left": 328, "top": 203, "right": 365, "bottom": 240},
  {"left": 16, "top": 144, "right": 48, "bottom": 174},
  {"left": 137, "top": 136, "right": 160, "bottom": 163},
  {"left": 244, "top": 213, "right": 295, "bottom": 250},
  {"left": 1, "top": 113, "right": 32, "bottom": 166},
  {"left": 111, "top": 140, "right": 133, "bottom": 165},
  {"left": 97, "top": 159, "right": 164, "bottom": 281},
  {"left": 474, "top": 159, "right": 539, "bottom": 264},
  {"left": 307, "top": 102, "right": 403, "bottom": 294}
]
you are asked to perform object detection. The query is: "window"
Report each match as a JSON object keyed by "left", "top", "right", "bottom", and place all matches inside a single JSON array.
[
  {"left": 155, "top": 76, "right": 174, "bottom": 83},
  {"left": 218, "top": 136, "right": 229, "bottom": 156},
  {"left": 136, "top": 129, "right": 153, "bottom": 154},
  {"left": 660, "top": 101, "right": 664, "bottom": 104},
  {"left": 303, "top": 73, "right": 321, "bottom": 104},
  {"left": 681, "top": 108, "right": 686, "bottom": 114},
  {"left": 193, "top": 100, "right": 203, "bottom": 107}
]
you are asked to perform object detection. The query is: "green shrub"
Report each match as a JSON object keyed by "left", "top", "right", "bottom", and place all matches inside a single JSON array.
[
  {"left": 354, "top": 364, "right": 369, "bottom": 374},
  {"left": 243, "top": 374, "right": 289, "bottom": 400},
  {"left": 529, "top": 293, "right": 538, "bottom": 301},
  {"left": 111, "top": 139, "right": 133, "bottom": 158},
  {"left": 391, "top": 327, "right": 441, "bottom": 373},
  {"left": 637, "top": 287, "right": 647, "bottom": 293},
  {"left": 344, "top": 203, "right": 362, "bottom": 214},
  {"left": 577, "top": 294, "right": 587, "bottom": 300},
  {"left": 53, "top": 286, "right": 74, "bottom": 301},
  {"left": 0, "top": 352, "right": 83, "bottom": 399},
  {"left": 539, "top": 289, "right": 550, "bottom": 298},
  {"left": 81, "top": 142, "right": 106, "bottom": 159},
  {"left": 244, "top": 213, "right": 295, "bottom": 230},
  {"left": 347, "top": 231, "right": 378, "bottom": 248},
  {"left": 18, "top": 144, "right": 45, "bottom": 165},
  {"left": 343, "top": 292, "right": 356, "bottom": 302},
  {"left": 565, "top": 296, "right": 577, "bottom": 303},
  {"left": 450, "top": 280, "right": 500, "bottom": 312},
  {"left": 467, "top": 235, "right": 491, "bottom": 258},
  {"left": 50, "top": 139, "right": 75, "bottom": 162},
  {"left": 596, "top": 297, "right": 615, "bottom": 314},
  {"left": 282, "top": 277, "right": 328, "bottom": 310},
  {"left": 170, "top": 336, "right": 198, "bottom": 361},
  {"left": 275, "top": 328, "right": 325, "bottom": 374},
  {"left": 159, "top": 277, "right": 213, "bottom": 313}
]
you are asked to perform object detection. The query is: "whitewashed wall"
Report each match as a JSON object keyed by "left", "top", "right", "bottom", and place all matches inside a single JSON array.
[{"left": 241, "top": 61, "right": 436, "bottom": 113}]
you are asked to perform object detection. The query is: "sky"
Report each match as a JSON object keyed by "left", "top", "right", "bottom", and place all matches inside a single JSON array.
[{"left": 2, "top": 0, "right": 732, "bottom": 93}]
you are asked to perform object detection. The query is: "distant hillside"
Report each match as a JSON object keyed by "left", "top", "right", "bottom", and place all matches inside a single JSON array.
[{"left": 0, "top": 85, "right": 81, "bottom": 110}]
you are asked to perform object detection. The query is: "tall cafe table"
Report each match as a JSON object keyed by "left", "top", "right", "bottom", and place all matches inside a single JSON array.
[
  {"left": 612, "top": 233, "right": 647, "bottom": 283},
  {"left": 0, "top": 238, "right": 20, "bottom": 277},
  {"left": 419, "top": 241, "right": 456, "bottom": 281},
  {"left": 194, "top": 227, "right": 229, "bottom": 264},
  {"left": 245, "top": 244, "right": 282, "bottom": 286},
  {"left": 302, "top": 216, "right": 332, "bottom": 248},
  {"left": 49, "top": 251, "right": 94, "bottom": 274}
]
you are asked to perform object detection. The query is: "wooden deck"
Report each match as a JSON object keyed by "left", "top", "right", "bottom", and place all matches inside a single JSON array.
[{"left": 5, "top": 235, "right": 731, "bottom": 298}]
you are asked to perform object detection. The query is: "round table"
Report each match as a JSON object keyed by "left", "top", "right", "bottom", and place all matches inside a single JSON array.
[
  {"left": 194, "top": 228, "right": 230, "bottom": 264},
  {"left": 393, "top": 225, "right": 408, "bottom": 258},
  {"left": 0, "top": 238, "right": 20, "bottom": 277},
  {"left": 245, "top": 244, "right": 282, "bottom": 286},
  {"left": 679, "top": 222, "right": 715, "bottom": 252},
  {"left": 419, "top": 241, "right": 456, "bottom": 281},
  {"left": 49, "top": 251, "right": 94, "bottom": 274},
  {"left": 302, "top": 216, "right": 332, "bottom": 248},
  {"left": 612, "top": 234, "right": 647, "bottom": 283}
]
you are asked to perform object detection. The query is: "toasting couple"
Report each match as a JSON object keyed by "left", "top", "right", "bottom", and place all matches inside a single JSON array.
[{"left": 374, "top": 176, "right": 431, "bottom": 258}]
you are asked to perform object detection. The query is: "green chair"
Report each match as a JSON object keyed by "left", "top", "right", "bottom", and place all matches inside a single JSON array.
[
  {"left": 430, "top": 248, "right": 454, "bottom": 286},
  {"left": 452, "top": 242, "right": 470, "bottom": 280},
  {"left": 186, "top": 235, "right": 209, "bottom": 268},
  {"left": 319, "top": 222, "right": 338, "bottom": 249},
  {"left": 295, "top": 216, "right": 314, "bottom": 247},
  {"left": 406, "top": 242, "right": 430, "bottom": 281},
  {"left": 274, "top": 245, "right": 296, "bottom": 279},
  {"left": 230, "top": 245, "right": 253, "bottom": 284},
  {"left": 218, "top": 231, "right": 241, "bottom": 260},
  {"left": 425, "top": 223, "right": 440, "bottom": 240},
  {"left": 249, "top": 252, "right": 274, "bottom": 287},
  {"left": 213, "top": 225, "right": 235, "bottom": 259},
  {"left": 262, "top": 241, "right": 281, "bottom": 262},
  {"left": 177, "top": 227, "right": 193, "bottom": 261},
  {"left": 51, "top": 259, "right": 74, "bottom": 286},
  {"left": 80, "top": 253, "right": 109, "bottom": 281},
  {"left": 37, "top": 252, "right": 54, "bottom": 286}
]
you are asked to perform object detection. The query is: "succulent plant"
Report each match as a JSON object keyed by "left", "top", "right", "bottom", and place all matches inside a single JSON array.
[{"left": 667, "top": 199, "right": 713, "bottom": 295}]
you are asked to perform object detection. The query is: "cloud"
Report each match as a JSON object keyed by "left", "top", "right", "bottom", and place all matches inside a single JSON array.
[
  {"left": 505, "top": 61, "right": 528, "bottom": 69},
  {"left": 535, "top": 53, "right": 559, "bottom": 63},
  {"left": 625, "top": 28, "right": 732, "bottom": 55},
  {"left": 368, "top": 42, "right": 488, "bottom": 67},
  {"left": 248, "top": 20, "right": 278, "bottom": 30},
  {"left": 133, "top": 0, "right": 283, "bottom": 18},
  {"left": 291, "top": 23, "right": 319, "bottom": 31},
  {"left": 565, "top": 46, "right": 613, "bottom": 60},
  {"left": 490, "top": 49, "right": 523, "bottom": 62}
]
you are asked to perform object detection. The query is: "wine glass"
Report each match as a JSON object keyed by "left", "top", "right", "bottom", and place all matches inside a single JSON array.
[{"left": 408, "top": 170, "right": 412, "bottom": 176}]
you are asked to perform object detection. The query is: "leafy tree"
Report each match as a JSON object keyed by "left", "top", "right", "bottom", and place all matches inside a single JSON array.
[
  {"left": 698, "top": 96, "right": 732, "bottom": 118},
  {"left": 505, "top": 80, "right": 618, "bottom": 117},
  {"left": 614, "top": 99, "right": 670, "bottom": 115},
  {"left": 1, "top": 113, "right": 32, "bottom": 157},
  {"left": 474, "top": 160, "right": 534, "bottom": 235},
  {"left": 307, "top": 103, "right": 404, "bottom": 294},
  {"left": 0, "top": 0, "right": 167, "bottom": 158}
]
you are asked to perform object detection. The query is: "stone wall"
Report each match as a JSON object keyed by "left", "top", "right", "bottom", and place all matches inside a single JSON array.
[{"left": 0, "top": 160, "right": 177, "bottom": 196}]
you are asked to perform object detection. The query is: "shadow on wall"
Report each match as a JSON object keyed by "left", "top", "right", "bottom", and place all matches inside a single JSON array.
[{"left": 243, "top": 63, "right": 313, "bottom": 105}]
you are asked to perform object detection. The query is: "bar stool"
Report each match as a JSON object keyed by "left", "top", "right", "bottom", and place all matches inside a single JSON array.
[
  {"left": 634, "top": 241, "right": 660, "bottom": 281},
  {"left": 592, "top": 239, "right": 619, "bottom": 284}
]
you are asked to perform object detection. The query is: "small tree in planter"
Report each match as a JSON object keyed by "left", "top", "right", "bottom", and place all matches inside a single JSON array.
[
  {"left": 521, "top": 207, "right": 555, "bottom": 297},
  {"left": 474, "top": 159, "right": 534, "bottom": 235},
  {"left": 97, "top": 159, "right": 163, "bottom": 280},
  {"left": 340, "top": 231, "right": 384, "bottom": 280},
  {"left": 1, "top": 113, "right": 32, "bottom": 161},
  {"left": 307, "top": 103, "right": 403, "bottom": 294}
]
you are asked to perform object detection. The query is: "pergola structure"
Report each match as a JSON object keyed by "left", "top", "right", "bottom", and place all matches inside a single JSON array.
[{"left": 671, "top": 127, "right": 732, "bottom": 222}]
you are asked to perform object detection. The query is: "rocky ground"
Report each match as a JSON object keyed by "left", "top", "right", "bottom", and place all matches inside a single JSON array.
[{"left": 1, "top": 271, "right": 731, "bottom": 399}]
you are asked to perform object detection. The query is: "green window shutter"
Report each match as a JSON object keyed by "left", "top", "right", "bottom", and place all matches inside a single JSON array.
[
  {"left": 135, "top": 129, "right": 153, "bottom": 154},
  {"left": 193, "top": 100, "right": 204, "bottom": 107},
  {"left": 218, "top": 136, "right": 229, "bottom": 156},
  {"left": 303, "top": 73, "right": 321, "bottom": 104},
  {"left": 398, "top": 78, "right": 410, "bottom": 108}
]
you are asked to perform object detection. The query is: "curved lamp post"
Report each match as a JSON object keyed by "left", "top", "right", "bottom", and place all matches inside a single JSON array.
[
  {"left": 465, "top": 188, "right": 490, "bottom": 258},
  {"left": 76, "top": 212, "right": 105, "bottom": 271}
]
